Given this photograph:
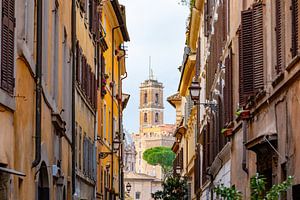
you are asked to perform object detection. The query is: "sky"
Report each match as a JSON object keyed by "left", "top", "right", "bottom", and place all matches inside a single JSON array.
[{"left": 119, "top": 0, "right": 189, "bottom": 134}]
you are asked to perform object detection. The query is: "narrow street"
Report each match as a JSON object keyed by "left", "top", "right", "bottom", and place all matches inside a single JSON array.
[{"left": 0, "top": 0, "right": 300, "bottom": 200}]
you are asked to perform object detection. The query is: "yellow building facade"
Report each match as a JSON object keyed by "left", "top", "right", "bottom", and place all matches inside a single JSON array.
[
  {"left": 96, "top": 0, "right": 129, "bottom": 199},
  {"left": 0, "top": 0, "right": 74, "bottom": 199}
]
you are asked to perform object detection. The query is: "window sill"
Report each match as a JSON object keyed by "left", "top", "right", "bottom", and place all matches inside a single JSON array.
[
  {"left": 272, "top": 71, "right": 284, "bottom": 88},
  {"left": 0, "top": 89, "right": 15, "bottom": 111},
  {"left": 286, "top": 54, "right": 300, "bottom": 72}
]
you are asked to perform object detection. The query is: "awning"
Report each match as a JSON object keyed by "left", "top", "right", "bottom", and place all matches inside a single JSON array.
[{"left": 0, "top": 167, "right": 26, "bottom": 177}]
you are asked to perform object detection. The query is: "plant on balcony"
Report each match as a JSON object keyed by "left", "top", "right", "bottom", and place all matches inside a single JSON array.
[
  {"left": 101, "top": 73, "right": 109, "bottom": 97},
  {"left": 221, "top": 128, "right": 233, "bottom": 137},
  {"left": 235, "top": 108, "right": 251, "bottom": 120},
  {"left": 214, "top": 174, "right": 293, "bottom": 200}
]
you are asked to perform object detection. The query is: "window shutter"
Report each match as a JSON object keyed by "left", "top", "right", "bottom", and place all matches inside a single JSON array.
[
  {"left": 238, "top": 29, "right": 245, "bottom": 106},
  {"left": 1, "top": 0, "right": 15, "bottom": 94},
  {"left": 253, "top": 2, "right": 264, "bottom": 91},
  {"left": 241, "top": 9, "right": 254, "bottom": 101},
  {"left": 204, "top": 2, "right": 209, "bottom": 37},
  {"left": 76, "top": 43, "right": 80, "bottom": 82},
  {"left": 82, "top": 56, "right": 86, "bottom": 91},
  {"left": 275, "top": 0, "right": 283, "bottom": 73},
  {"left": 291, "top": 0, "right": 299, "bottom": 57},
  {"left": 224, "top": 50, "right": 233, "bottom": 125}
]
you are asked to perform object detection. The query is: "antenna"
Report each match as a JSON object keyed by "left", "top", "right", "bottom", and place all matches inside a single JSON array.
[
  {"left": 148, "top": 56, "right": 155, "bottom": 80},
  {"left": 149, "top": 56, "right": 151, "bottom": 80}
]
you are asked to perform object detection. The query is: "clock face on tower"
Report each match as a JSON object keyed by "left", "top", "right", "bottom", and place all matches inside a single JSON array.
[{"left": 139, "top": 78, "right": 164, "bottom": 130}]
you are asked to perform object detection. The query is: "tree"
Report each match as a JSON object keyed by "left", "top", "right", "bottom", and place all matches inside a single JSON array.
[
  {"left": 152, "top": 175, "right": 188, "bottom": 200},
  {"left": 143, "top": 147, "right": 175, "bottom": 177}
]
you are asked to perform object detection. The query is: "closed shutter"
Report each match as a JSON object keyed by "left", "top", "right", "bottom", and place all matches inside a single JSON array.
[
  {"left": 241, "top": 9, "right": 254, "bottom": 101},
  {"left": 291, "top": 0, "right": 299, "bottom": 57},
  {"left": 76, "top": 42, "right": 80, "bottom": 82},
  {"left": 1, "top": 0, "right": 15, "bottom": 94},
  {"left": 204, "top": 2, "right": 209, "bottom": 37},
  {"left": 253, "top": 2, "right": 264, "bottom": 91},
  {"left": 275, "top": 0, "right": 283, "bottom": 73},
  {"left": 224, "top": 49, "right": 233, "bottom": 125},
  {"left": 82, "top": 56, "right": 86, "bottom": 91},
  {"left": 238, "top": 29, "right": 245, "bottom": 106}
]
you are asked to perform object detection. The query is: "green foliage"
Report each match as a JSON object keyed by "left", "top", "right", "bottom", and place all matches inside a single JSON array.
[
  {"left": 152, "top": 176, "right": 188, "bottom": 200},
  {"left": 214, "top": 184, "right": 242, "bottom": 200},
  {"left": 214, "top": 174, "right": 293, "bottom": 200},
  {"left": 250, "top": 174, "right": 267, "bottom": 200},
  {"left": 143, "top": 147, "right": 175, "bottom": 175}
]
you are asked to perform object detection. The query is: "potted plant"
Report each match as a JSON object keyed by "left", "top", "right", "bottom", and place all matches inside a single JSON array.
[
  {"left": 235, "top": 108, "right": 251, "bottom": 120},
  {"left": 101, "top": 73, "right": 109, "bottom": 97},
  {"left": 221, "top": 128, "right": 233, "bottom": 137}
]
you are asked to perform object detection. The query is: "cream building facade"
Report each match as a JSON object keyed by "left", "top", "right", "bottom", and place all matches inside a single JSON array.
[{"left": 133, "top": 76, "right": 175, "bottom": 180}]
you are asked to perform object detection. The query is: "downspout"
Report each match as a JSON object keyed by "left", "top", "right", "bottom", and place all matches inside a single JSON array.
[
  {"left": 32, "top": 0, "right": 43, "bottom": 168},
  {"left": 71, "top": 0, "right": 76, "bottom": 195},
  {"left": 118, "top": 49, "right": 126, "bottom": 200},
  {"left": 242, "top": 120, "right": 248, "bottom": 173},
  {"left": 111, "top": 25, "right": 123, "bottom": 196}
]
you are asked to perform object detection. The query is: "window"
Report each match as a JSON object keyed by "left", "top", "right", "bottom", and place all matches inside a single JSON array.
[
  {"left": 144, "top": 113, "right": 147, "bottom": 123},
  {"left": 155, "top": 93, "right": 159, "bottom": 104},
  {"left": 155, "top": 113, "right": 159, "bottom": 123},
  {"left": 239, "top": 2, "right": 264, "bottom": 106},
  {"left": 293, "top": 184, "right": 300, "bottom": 199},
  {"left": 0, "top": 166, "right": 10, "bottom": 199},
  {"left": 275, "top": 0, "right": 284, "bottom": 73},
  {"left": 103, "top": 103, "right": 106, "bottom": 140},
  {"left": 76, "top": 42, "right": 97, "bottom": 108},
  {"left": 52, "top": 1, "right": 59, "bottom": 102},
  {"left": 79, "top": 127, "right": 82, "bottom": 170},
  {"left": 144, "top": 92, "right": 147, "bottom": 104},
  {"left": 224, "top": 50, "right": 233, "bottom": 125},
  {"left": 291, "top": 0, "right": 299, "bottom": 58},
  {"left": 1, "top": 0, "right": 16, "bottom": 94},
  {"left": 135, "top": 192, "right": 141, "bottom": 199}
]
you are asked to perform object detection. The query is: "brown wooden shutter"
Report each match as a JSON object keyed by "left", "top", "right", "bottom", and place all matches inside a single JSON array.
[
  {"left": 82, "top": 56, "right": 86, "bottom": 91},
  {"left": 291, "top": 0, "right": 299, "bottom": 57},
  {"left": 253, "top": 2, "right": 264, "bottom": 91},
  {"left": 238, "top": 29, "right": 245, "bottom": 106},
  {"left": 76, "top": 43, "right": 80, "bottom": 82},
  {"left": 275, "top": 0, "right": 283, "bottom": 73},
  {"left": 241, "top": 9, "right": 254, "bottom": 99},
  {"left": 204, "top": 2, "right": 209, "bottom": 37},
  {"left": 1, "top": 0, "right": 15, "bottom": 94},
  {"left": 224, "top": 49, "right": 233, "bottom": 125}
]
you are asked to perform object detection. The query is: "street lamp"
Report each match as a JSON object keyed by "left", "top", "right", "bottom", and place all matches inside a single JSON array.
[
  {"left": 189, "top": 81, "right": 201, "bottom": 102},
  {"left": 113, "top": 136, "right": 121, "bottom": 151},
  {"left": 126, "top": 182, "right": 131, "bottom": 193},
  {"left": 175, "top": 165, "right": 181, "bottom": 175}
]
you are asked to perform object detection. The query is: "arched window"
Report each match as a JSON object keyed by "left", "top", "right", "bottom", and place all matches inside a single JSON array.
[
  {"left": 155, "top": 113, "right": 159, "bottom": 123},
  {"left": 144, "top": 113, "right": 147, "bottom": 123},
  {"left": 155, "top": 93, "right": 159, "bottom": 104},
  {"left": 144, "top": 92, "right": 147, "bottom": 104}
]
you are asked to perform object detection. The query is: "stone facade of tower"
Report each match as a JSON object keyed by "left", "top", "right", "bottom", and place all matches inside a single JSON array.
[
  {"left": 133, "top": 77, "right": 175, "bottom": 180},
  {"left": 139, "top": 79, "right": 164, "bottom": 131}
]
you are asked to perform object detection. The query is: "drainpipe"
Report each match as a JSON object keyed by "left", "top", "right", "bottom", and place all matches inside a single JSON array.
[
  {"left": 71, "top": 0, "right": 76, "bottom": 195},
  {"left": 111, "top": 25, "right": 123, "bottom": 196},
  {"left": 118, "top": 49, "right": 126, "bottom": 200},
  {"left": 32, "top": 0, "right": 43, "bottom": 168},
  {"left": 242, "top": 120, "right": 248, "bottom": 174}
]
